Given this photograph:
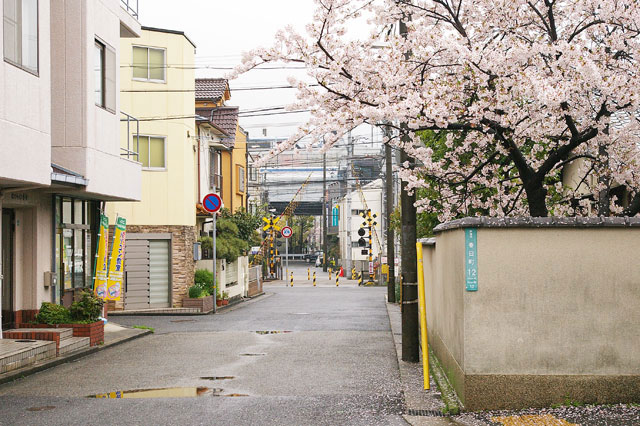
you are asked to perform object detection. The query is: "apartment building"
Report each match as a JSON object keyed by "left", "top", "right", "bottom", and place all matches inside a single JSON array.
[{"left": 0, "top": 0, "right": 142, "bottom": 335}]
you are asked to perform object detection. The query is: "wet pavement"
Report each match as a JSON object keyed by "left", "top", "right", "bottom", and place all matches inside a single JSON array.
[{"left": 0, "top": 263, "right": 406, "bottom": 425}]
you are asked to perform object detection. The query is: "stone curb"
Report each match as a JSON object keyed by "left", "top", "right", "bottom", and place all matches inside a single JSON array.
[{"left": 0, "top": 327, "right": 151, "bottom": 386}]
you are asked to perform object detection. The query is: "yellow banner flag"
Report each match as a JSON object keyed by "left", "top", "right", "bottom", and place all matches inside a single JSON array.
[
  {"left": 106, "top": 217, "right": 126, "bottom": 301},
  {"left": 93, "top": 214, "right": 109, "bottom": 299}
]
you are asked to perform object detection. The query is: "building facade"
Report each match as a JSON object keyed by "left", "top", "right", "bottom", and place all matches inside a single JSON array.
[
  {"left": 0, "top": 0, "right": 142, "bottom": 335},
  {"left": 107, "top": 27, "right": 198, "bottom": 310}
]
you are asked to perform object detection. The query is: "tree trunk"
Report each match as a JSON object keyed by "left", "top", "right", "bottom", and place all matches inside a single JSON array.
[{"left": 524, "top": 183, "right": 549, "bottom": 217}]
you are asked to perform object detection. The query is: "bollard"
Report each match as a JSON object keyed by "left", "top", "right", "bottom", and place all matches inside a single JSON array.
[
  {"left": 313, "top": 271, "right": 316, "bottom": 287},
  {"left": 307, "top": 268, "right": 310, "bottom": 280},
  {"left": 336, "top": 273, "right": 339, "bottom": 287},
  {"left": 351, "top": 267, "right": 357, "bottom": 280},
  {"left": 358, "top": 272, "right": 363, "bottom": 286},
  {"left": 290, "top": 271, "right": 294, "bottom": 287},
  {"left": 329, "top": 268, "right": 332, "bottom": 280}
]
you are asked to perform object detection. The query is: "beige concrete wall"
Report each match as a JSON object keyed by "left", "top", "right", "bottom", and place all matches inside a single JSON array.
[
  {"left": 467, "top": 227, "right": 640, "bottom": 376},
  {"left": 0, "top": 0, "right": 51, "bottom": 187},
  {"left": 422, "top": 220, "right": 640, "bottom": 408}
]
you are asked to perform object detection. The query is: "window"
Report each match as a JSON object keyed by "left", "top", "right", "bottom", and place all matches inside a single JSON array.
[
  {"left": 237, "top": 165, "right": 245, "bottom": 194},
  {"left": 132, "top": 46, "right": 165, "bottom": 82},
  {"left": 95, "top": 39, "right": 116, "bottom": 112},
  {"left": 3, "top": 0, "right": 38, "bottom": 74},
  {"left": 137, "top": 135, "right": 166, "bottom": 169}
]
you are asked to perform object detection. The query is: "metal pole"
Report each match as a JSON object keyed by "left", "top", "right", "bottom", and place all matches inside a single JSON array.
[
  {"left": 322, "top": 151, "right": 328, "bottom": 272},
  {"left": 285, "top": 223, "right": 289, "bottom": 286},
  {"left": 385, "top": 127, "right": 396, "bottom": 303},
  {"left": 212, "top": 212, "right": 217, "bottom": 314}
]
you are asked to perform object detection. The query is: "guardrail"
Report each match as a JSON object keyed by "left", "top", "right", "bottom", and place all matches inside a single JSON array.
[
  {"left": 120, "top": 0, "right": 138, "bottom": 18},
  {"left": 120, "top": 111, "right": 140, "bottom": 162}
]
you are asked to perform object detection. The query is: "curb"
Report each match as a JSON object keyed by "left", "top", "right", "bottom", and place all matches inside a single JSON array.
[{"left": 0, "top": 328, "right": 152, "bottom": 386}]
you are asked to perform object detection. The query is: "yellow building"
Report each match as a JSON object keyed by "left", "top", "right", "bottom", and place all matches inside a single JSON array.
[
  {"left": 195, "top": 79, "right": 248, "bottom": 214},
  {"left": 107, "top": 27, "right": 197, "bottom": 309}
]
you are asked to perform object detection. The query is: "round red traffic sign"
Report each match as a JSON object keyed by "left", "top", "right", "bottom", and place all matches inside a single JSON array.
[
  {"left": 281, "top": 226, "right": 293, "bottom": 238},
  {"left": 203, "top": 193, "right": 222, "bottom": 213}
]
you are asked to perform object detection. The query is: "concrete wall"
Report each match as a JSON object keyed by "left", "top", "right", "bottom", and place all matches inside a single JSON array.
[
  {"left": 50, "top": 0, "right": 141, "bottom": 201},
  {"left": 421, "top": 217, "right": 640, "bottom": 410},
  {"left": 0, "top": 0, "right": 51, "bottom": 187},
  {"left": 195, "top": 256, "right": 249, "bottom": 300}
]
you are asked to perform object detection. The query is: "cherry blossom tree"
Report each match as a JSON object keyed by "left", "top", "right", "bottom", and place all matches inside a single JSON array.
[{"left": 233, "top": 0, "right": 640, "bottom": 220}]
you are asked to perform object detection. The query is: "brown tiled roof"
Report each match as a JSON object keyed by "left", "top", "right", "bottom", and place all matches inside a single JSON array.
[
  {"left": 195, "top": 78, "right": 229, "bottom": 101},
  {"left": 196, "top": 107, "right": 239, "bottom": 149}
]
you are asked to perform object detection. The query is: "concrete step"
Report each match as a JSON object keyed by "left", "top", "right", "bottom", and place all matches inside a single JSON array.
[
  {"left": 0, "top": 339, "right": 57, "bottom": 374},
  {"left": 58, "top": 336, "right": 90, "bottom": 356}
]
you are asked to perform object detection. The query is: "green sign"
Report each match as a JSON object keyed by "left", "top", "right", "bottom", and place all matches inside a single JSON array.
[{"left": 464, "top": 228, "right": 478, "bottom": 291}]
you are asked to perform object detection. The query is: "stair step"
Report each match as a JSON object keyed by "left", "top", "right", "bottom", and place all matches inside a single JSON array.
[
  {"left": 4, "top": 328, "right": 73, "bottom": 341},
  {"left": 0, "top": 340, "right": 57, "bottom": 374},
  {"left": 58, "top": 337, "right": 90, "bottom": 356}
]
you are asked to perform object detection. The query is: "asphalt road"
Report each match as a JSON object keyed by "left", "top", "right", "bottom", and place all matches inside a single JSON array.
[{"left": 0, "top": 271, "right": 406, "bottom": 426}]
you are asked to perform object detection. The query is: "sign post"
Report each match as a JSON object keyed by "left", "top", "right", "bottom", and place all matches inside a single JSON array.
[
  {"left": 203, "top": 193, "right": 223, "bottom": 312},
  {"left": 281, "top": 226, "right": 293, "bottom": 287}
]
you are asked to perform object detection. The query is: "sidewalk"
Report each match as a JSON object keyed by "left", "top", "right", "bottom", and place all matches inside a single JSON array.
[
  {"left": 386, "top": 301, "right": 458, "bottom": 426},
  {"left": 0, "top": 322, "right": 151, "bottom": 386}
]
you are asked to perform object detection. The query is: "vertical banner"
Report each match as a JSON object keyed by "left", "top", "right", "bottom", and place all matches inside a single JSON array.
[
  {"left": 106, "top": 217, "right": 126, "bottom": 300},
  {"left": 93, "top": 214, "right": 110, "bottom": 299},
  {"left": 464, "top": 228, "right": 478, "bottom": 291},
  {"left": 332, "top": 205, "right": 339, "bottom": 227}
]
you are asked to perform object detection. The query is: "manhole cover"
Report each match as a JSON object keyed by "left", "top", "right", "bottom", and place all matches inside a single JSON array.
[{"left": 27, "top": 406, "right": 56, "bottom": 412}]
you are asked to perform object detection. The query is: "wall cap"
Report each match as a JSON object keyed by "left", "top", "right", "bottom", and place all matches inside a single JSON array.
[
  {"left": 418, "top": 238, "right": 436, "bottom": 246},
  {"left": 433, "top": 216, "right": 640, "bottom": 233}
]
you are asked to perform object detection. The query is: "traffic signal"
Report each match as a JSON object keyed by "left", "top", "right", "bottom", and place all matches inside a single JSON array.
[
  {"left": 358, "top": 228, "right": 365, "bottom": 236},
  {"left": 358, "top": 238, "right": 366, "bottom": 247}
]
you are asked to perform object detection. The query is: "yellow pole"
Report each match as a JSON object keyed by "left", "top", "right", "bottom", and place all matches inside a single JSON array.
[
  {"left": 308, "top": 268, "right": 310, "bottom": 280},
  {"left": 313, "top": 271, "right": 316, "bottom": 287},
  {"left": 336, "top": 273, "right": 339, "bottom": 287},
  {"left": 290, "top": 271, "right": 293, "bottom": 287},
  {"left": 329, "top": 268, "right": 332, "bottom": 280},
  {"left": 416, "top": 242, "right": 430, "bottom": 390}
]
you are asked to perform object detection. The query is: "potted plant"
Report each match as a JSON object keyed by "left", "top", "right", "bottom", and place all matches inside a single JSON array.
[
  {"left": 16, "top": 291, "right": 106, "bottom": 347},
  {"left": 216, "top": 288, "right": 223, "bottom": 307},
  {"left": 182, "top": 269, "right": 215, "bottom": 313},
  {"left": 222, "top": 291, "right": 229, "bottom": 306}
]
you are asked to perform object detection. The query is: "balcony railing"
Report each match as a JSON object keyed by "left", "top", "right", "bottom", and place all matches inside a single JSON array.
[
  {"left": 121, "top": 111, "right": 140, "bottom": 162},
  {"left": 210, "top": 173, "right": 223, "bottom": 194},
  {"left": 120, "top": 0, "right": 138, "bottom": 18}
]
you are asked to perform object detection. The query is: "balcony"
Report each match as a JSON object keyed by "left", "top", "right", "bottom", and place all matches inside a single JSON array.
[
  {"left": 121, "top": 111, "right": 140, "bottom": 163},
  {"left": 120, "top": 0, "right": 138, "bottom": 18}
]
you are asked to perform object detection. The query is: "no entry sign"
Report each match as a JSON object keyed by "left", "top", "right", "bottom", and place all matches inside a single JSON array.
[
  {"left": 203, "top": 193, "right": 222, "bottom": 213},
  {"left": 281, "top": 226, "right": 293, "bottom": 238}
]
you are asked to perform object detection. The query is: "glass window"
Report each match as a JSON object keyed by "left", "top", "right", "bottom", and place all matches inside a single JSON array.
[
  {"left": 73, "top": 199, "right": 83, "bottom": 224},
  {"left": 3, "top": 0, "right": 38, "bottom": 74},
  {"left": 62, "top": 198, "right": 72, "bottom": 223},
  {"left": 137, "top": 135, "right": 166, "bottom": 169},
  {"left": 94, "top": 41, "right": 104, "bottom": 107},
  {"left": 73, "top": 229, "right": 84, "bottom": 287},
  {"left": 132, "top": 46, "right": 165, "bottom": 82}
]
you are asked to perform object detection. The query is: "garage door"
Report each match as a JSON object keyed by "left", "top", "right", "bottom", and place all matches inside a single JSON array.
[{"left": 124, "top": 235, "right": 171, "bottom": 310}]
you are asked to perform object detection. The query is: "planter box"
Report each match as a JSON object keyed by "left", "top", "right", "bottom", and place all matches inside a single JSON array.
[
  {"left": 182, "top": 295, "right": 214, "bottom": 313},
  {"left": 16, "top": 321, "right": 104, "bottom": 346}
]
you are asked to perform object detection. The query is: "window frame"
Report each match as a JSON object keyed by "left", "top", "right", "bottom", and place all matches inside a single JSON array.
[
  {"left": 3, "top": 0, "right": 39, "bottom": 76},
  {"left": 94, "top": 40, "right": 105, "bottom": 108},
  {"left": 94, "top": 37, "right": 116, "bottom": 114},
  {"left": 132, "top": 45, "right": 166, "bottom": 83},
  {"left": 137, "top": 134, "right": 167, "bottom": 171},
  {"left": 236, "top": 165, "right": 246, "bottom": 194}
]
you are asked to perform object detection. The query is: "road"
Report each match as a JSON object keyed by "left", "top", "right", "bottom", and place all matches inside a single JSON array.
[{"left": 0, "top": 263, "right": 405, "bottom": 426}]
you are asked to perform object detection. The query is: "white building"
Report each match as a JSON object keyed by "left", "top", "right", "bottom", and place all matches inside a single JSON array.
[
  {"left": 337, "top": 179, "right": 384, "bottom": 276},
  {"left": 0, "top": 0, "right": 142, "bottom": 335}
]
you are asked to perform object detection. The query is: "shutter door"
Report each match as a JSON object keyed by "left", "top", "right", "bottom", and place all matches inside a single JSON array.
[
  {"left": 149, "top": 240, "right": 170, "bottom": 307},
  {"left": 124, "top": 239, "right": 150, "bottom": 310}
]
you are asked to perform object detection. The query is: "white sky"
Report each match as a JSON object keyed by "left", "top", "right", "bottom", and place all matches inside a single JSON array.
[{"left": 138, "top": 0, "right": 317, "bottom": 140}]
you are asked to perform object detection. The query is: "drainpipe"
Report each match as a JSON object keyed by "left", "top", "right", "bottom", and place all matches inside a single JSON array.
[
  {"left": 0, "top": 195, "right": 3, "bottom": 338},
  {"left": 229, "top": 150, "right": 234, "bottom": 212},
  {"left": 245, "top": 142, "right": 249, "bottom": 210},
  {"left": 197, "top": 128, "right": 201, "bottom": 203}
]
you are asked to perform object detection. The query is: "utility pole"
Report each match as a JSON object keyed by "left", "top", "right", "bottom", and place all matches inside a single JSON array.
[
  {"left": 322, "top": 151, "right": 328, "bottom": 272},
  {"left": 385, "top": 124, "right": 396, "bottom": 303},
  {"left": 399, "top": 16, "right": 419, "bottom": 363}
]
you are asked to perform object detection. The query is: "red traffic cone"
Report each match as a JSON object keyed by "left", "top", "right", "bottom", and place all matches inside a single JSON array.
[{"left": 339, "top": 267, "right": 344, "bottom": 277}]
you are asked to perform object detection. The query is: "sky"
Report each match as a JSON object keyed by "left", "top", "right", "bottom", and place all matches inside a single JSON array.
[{"left": 137, "top": 0, "right": 318, "bottom": 140}]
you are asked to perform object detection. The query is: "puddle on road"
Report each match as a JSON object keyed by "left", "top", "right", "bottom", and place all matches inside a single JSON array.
[
  {"left": 15, "top": 339, "right": 37, "bottom": 343},
  {"left": 27, "top": 406, "right": 56, "bottom": 411},
  {"left": 239, "top": 353, "right": 266, "bottom": 357},
  {"left": 88, "top": 387, "right": 249, "bottom": 399},
  {"left": 201, "top": 376, "right": 235, "bottom": 381},
  {"left": 254, "top": 331, "right": 292, "bottom": 335},
  {"left": 170, "top": 319, "right": 196, "bottom": 323},
  {"left": 291, "top": 312, "right": 310, "bottom": 315},
  {"left": 88, "top": 387, "right": 218, "bottom": 399}
]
